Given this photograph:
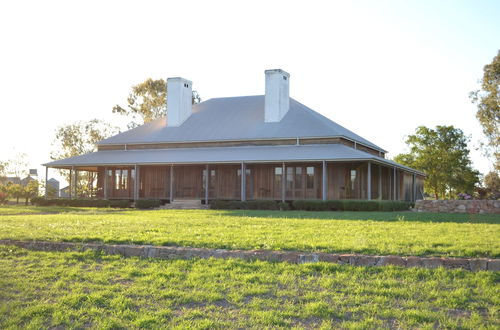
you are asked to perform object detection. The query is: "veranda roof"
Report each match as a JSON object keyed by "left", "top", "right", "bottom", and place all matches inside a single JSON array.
[{"left": 45, "top": 144, "right": 424, "bottom": 176}]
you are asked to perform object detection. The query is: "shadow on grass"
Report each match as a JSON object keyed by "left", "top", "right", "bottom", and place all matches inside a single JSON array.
[{"left": 208, "top": 209, "right": 500, "bottom": 224}]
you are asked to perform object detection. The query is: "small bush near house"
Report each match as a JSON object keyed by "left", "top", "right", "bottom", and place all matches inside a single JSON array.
[
  {"left": 293, "top": 200, "right": 414, "bottom": 212},
  {"left": 211, "top": 200, "right": 280, "bottom": 210},
  {"left": 31, "top": 197, "right": 131, "bottom": 208},
  {"left": 0, "top": 191, "right": 8, "bottom": 205},
  {"left": 211, "top": 200, "right": 413, "bottom": 211},
  {"left": 134, "top": 199, "right": 161, "bottom": 209},
  {"left": 277, "top": 202, "right": 290, "bottom": 211},
  {"left": 108, "top": 200, "right": 132, "bottom": 208}
]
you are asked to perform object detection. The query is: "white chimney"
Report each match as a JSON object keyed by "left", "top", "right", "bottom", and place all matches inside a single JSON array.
[
  {"left": 265, "top": 69, "right": 290, "bottom": 123},
  {"left": 167, "top": 77, "right": 192, "bottom": 127}
]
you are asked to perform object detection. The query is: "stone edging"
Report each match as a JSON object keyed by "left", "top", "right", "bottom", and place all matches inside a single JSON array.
[{"left": 1, "top": 239, "right": 498, "bottom": 272}]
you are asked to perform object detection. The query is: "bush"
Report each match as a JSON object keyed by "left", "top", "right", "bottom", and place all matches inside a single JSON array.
[
  {"left": 0, "top": 191, "right": 8, "bottom": 205},
  {"left": 292, "top": 200, "right": 413, "bottom": 212},
  {"left": 210, "top": 200, "right": 280, "bottom": 210},
  {"left": 135, "top": 199, "right": 161, "bottom": 209},
  {"left": 109, "top": 200, "right": 132, "bottom": 208},
  {"left": 30, "top": 197, "right": 131, "bottom": 208},
  {"left": 277, "top": 202, "right": 290, "bottom": 211}
]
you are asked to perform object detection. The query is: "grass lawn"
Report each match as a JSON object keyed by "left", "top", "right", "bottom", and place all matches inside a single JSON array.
[
  {"left": 0, "top": 205, "right": 129, "bottom": 215},
  {"left": 0, "top": 246, "right": 498, "bottom": 329},
  {"left": 0, "top": 207, "right": 499, "bottom": 258}
]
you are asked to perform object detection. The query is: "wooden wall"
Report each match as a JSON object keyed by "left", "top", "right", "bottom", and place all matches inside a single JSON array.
[
  {"left": 327, "top": 162, "right": 367, "bottom": 200},
  {"left": 139, "top": 166, "right": 169, "bottom": 199},
  {"left": 93, "top": 162, "right": 417, "bottom": 201},
  {"left": 174, "top": 165, "right": 204, "bottom": 199}
]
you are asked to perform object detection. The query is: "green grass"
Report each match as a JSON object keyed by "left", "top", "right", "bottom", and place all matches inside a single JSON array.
[
  {"left": 0, "top": 208, "right": 499, "bottom": 258},
  {"left": 0, "top": 204, "right": 128, "bottom": 215},
  {"left": 0, "top": 246, "right": 498, "bottom": 329}
]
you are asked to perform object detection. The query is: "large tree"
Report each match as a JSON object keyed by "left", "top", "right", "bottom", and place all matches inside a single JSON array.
[
  {"left": 470, "top": 50, "right": 500, "bottom": 170},
  {"left": 112, "top": 78, "right": 201, "bottom": 129},
  {"left": 394, "top": 125, "right": 480, "bottom": 199},
  {"left": 3, "top": 153, "right": 28, "bottom": 179},
  {"left": 0, "top": 161, "right": 7, "bottom": 179},
  {"left": 51, "top": 119, "right": 119, "bottom": 197}
]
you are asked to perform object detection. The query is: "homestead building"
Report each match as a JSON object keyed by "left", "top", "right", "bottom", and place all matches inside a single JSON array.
[{"left": 44, "top": 69, "right": 424, "bottom": 203}]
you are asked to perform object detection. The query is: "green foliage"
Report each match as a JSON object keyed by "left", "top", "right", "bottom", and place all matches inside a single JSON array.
[
  {"left": 0, "top": 188, "right": 7, "bottom": 205},
  {"left": 277, "top": 202, "right": 290, "bottom": 211},
  {"left": 211, "top": 200, "right": 280, "bottom": 210},
  {"left": 31, "top": 198, "right": 131, "bottom": 208},
  {"left": 50, "top": 119, "right": 119, "bottom": 197},
  {"left": 0, "top": 247, "right": 498, "bottom": 328},
  {"left": 483, "top": 171, "right": 500, "bottom": 199},
  {"left": 135, "top": 199, "right": 161, "bottom": 209},
  {"left": 292, "top": 200, "right": 413, "bottom": 211},
  {"left": 0, "top": 154, "right": 28, "bottom": 179},
  {"left": 394, "top": 125, "right": 480, "bottom": 199},
  {"left": 212, "top": 199, "right": 413, "bottom": 212},
  {"left": 51, "top": 119, "right": 119, "bottom": 161},
  {"left": 112, "top": 78, "right": 202, "bottom": 129},
  {"left": 470, "top": 49, "right": 500, "bottom": 170},
  {"left": 0, "top": 161, "right": 8, "bottom": 179},
  {"left": 0, "top": 208, "right": 498, "bottom": 257},
  {"left": 22, "top": 180, "right": 39, "bottom": 205},
  {"left": 7, "top": 184, "right": 24, "bottom": 204}
]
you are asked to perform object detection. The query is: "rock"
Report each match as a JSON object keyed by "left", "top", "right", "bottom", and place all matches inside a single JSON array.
[
  {"left": 377, "top": 256, "right": 406, "bottom": 267},
  {"left": 487, "top": 259, "right": 500, "bottom": 271},
  {"left": 421, "top": 257, "right": 444, "bottom": 269},
  {"left": 338, "top": 254, "right": 355, "bottom": 265},
  {"left": 469, "top": 259, "right": 488, "bottom": 272},
  {"left": 405, "top": 256, "right": 423, "bottom": 268},
  {"left": 443, "top": 258, "right": 470, "bottom": 270},
  {"left": 299, "top": 254, "right": 319, "bottom": 263},
  {"left": 356, "top": 255, "right": 379, "bottom": 266},
  {"left": 318, "top": 253, "right": 340, "bottom": 263}
]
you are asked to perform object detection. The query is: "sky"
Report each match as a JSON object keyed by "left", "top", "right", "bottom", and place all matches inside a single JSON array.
[{"left": 0, "top": 0, "right": 499, "bottom": 184}]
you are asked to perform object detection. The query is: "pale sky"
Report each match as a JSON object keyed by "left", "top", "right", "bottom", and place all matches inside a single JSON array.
[{"left": 0, "top": 0, "right": 499, "bottom": 184}]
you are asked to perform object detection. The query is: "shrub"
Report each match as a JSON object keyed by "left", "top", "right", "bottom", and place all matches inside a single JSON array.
[
  {"left": 109, "top": 200, "right": 132, "bottom": 208},
  {"left": 210, "top": 200, "right": 280, "bottom": 210},
  {"left": 292, "top": 200, "right": 413, "bottom": 212},
  {"left": 0, "top": 191, "right": 8, "bottom": 205},
  {"left": 278, "top": 202, "right": 290, "bottom": 211},
  {"left": 30, "top": 198, "right": 131, "bottom": 208},
  {"left": 135, "top": 199, "right": 161, "bottom": 209},
  {"left": 210, "top": 200, "right": 229, "bottom": 209}
]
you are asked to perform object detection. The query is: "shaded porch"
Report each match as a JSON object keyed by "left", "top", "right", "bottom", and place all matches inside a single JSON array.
[{"left": 49, "top": 161, "right": 424, "bottom": 203}]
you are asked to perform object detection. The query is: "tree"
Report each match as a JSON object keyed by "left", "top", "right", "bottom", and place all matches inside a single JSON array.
[
  {"left": 484, "top": 171, "right": 500, "bottom": 199},
  {"left": 4, "top": 153, "right": 28, "bottom": 178},
  {"left": 394, "top": 125, "right": 480, "bottom": 199},
  {"left": 51, "top": 119, "right": 119, "bottom": 197},
  {"left": 0, "top": 184, "right": 8, "bottom": 204},
  {"left": 0, "top": 161, "right": 8, "bottom": 179},
  {"left": 112, "top": 78, "right": 201, "bottom": 129},
  {"left": 470, "top": 50, "right": 500, "bottom": 170},
  {"left": 23, "top": 180, "right": 39, "bottom": 205},
  {"left": 8, "top": 184, "right": 24, "bottom": 204}
]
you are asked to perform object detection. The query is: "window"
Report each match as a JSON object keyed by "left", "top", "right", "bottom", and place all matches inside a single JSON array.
[
  {"left": 350, "top": 169, "right": 357, "bottom": 191},
  {"left": 286, "top": 167, "right": 294, "bottom": 190},
  {"left": 274, "top": 166, "right": 283, "bottom": 191},
  {"left": 115, "top": 169, "right": 128, "bottom": 190},
  {"left": 306, "top": 167, "right": 315, "bottom": 189},
  {"left": 294, "top": 167, "right": 302, "bottom": 189}
]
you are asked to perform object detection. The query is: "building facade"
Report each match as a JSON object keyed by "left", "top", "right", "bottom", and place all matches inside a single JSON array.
[{"left": 45, "top": 69, "right": 424, "bottom": 202}]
